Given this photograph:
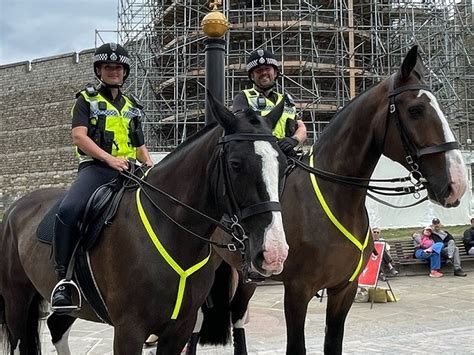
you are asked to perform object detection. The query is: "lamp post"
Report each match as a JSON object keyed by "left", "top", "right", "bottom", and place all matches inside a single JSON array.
[{"left": 201, "top": 1, "right": 229, "bottom": 125}]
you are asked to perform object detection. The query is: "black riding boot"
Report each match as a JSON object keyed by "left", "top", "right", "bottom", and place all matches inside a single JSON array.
[{"left": 51, "top": 216, "right": 76, "bottom": 310}]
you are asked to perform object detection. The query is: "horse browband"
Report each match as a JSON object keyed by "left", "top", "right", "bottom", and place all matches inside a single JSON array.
[{"left": 218, "top": 133, "right": 277, "bottom": 144}]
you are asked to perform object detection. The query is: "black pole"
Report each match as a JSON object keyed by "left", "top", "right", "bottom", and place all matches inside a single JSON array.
[{"left": 204, "top": 37, "right": 226, "bottom": 125}]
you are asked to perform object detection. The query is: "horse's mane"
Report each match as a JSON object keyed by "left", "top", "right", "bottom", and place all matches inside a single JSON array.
[
  {"left": 316, "top": 80, "right": 383, "bottom": 143},
  {"left": 157, "top": 121, "right": 219, "bottom": 166}
]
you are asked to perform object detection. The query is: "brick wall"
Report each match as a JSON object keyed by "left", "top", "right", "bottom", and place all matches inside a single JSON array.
[{"left": 0, "top": 50, "right": 95, "bottom": 213}]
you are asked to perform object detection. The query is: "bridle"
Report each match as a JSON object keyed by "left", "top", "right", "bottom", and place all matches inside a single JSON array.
[
  {"left": 287, "top": 74, "right": 460, "bottom": 208},
  {"left": 123, "top": 132, "right": 282, "bottom": 256},
  {"left": 383, "top": 74, "right": 459, "bottom": 180}
]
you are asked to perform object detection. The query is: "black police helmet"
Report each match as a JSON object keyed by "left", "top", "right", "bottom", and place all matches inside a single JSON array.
[
  {"left": 246, "top": 49, "right": 279, "bottom": 79},
  {"left": 93, "top": 43, "right": 131, "bottom": 82}
]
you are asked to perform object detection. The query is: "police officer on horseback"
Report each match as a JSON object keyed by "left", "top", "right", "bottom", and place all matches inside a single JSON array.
[
  {"left": 51, "top": 43, "right": 153, "bottom": 311},
  {"left": 232, "top": 49, "right": 307, "bottom": 155}
]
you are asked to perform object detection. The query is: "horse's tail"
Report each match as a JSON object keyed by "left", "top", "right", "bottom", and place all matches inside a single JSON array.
[
  {"left": 26, "top": 293, "right": 43, "bottom": 354},
  {"left": 198, "top": 262, "right": 232, "bottom": 345},
  {"left": 2, "top": 292, "right": 43, "bottom": 355}
]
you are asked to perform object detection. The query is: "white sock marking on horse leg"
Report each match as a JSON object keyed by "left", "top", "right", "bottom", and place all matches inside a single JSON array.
[
  {"left": 13, "top": 341, "right": 20, "bottom": 355},
  {"left": 193, "top": 308, "right": 204, "bottom": 333},
  {"left": 233, "top": 309, "right": 249, "bottom": 328},
  {"left": 54, "top": 325, "right": 72, "bottom": 355},
  {"left": 253, "top": 142, "right": 288, "bottom": 272}
]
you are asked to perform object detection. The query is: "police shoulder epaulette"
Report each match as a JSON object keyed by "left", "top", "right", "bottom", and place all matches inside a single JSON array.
[
  {"left": 127, "top": 93, "right": 144, "bottom": 109},
  {"left": 245, "top": 89, "right": 259, "bottom": 97},
  {"left": 76, "top": 84, "right": 98, "bottom": 98},
  {"left": 284, "top": 93, "right": 295, "bottom": 106}
]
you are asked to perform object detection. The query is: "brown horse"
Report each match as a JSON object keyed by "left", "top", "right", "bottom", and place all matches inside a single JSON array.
[
  {"left": 0, "top": 96, "right": 290, "bottom": 354},
  {"left": 195, "top": 45, "right": 468, "bottom": 354}
]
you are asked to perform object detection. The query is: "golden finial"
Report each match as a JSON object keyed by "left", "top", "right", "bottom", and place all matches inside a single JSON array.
[{"left": 202, "top": 0, "right": 229, "bottom": 38}]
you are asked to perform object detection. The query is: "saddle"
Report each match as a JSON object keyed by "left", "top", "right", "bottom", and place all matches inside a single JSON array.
[{"left": 36, "top": 165, "right": 146, "bottom": 323}]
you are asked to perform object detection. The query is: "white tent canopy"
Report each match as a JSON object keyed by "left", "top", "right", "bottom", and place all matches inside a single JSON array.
[
  {"left": 366, "top": 153, "right": 472, "bottom": 229},
  {"left": 151, "top": 151, "right": 472, "bottom": 230}
]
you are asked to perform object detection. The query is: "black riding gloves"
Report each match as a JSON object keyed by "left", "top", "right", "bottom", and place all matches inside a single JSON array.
[{"left": 278, "top": 137, "right": 299, "bottom": 155}]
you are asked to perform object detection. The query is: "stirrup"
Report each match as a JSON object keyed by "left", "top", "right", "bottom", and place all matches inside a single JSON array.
[{"left": 51, "top": 279, "right": 82, "bottom": 312}]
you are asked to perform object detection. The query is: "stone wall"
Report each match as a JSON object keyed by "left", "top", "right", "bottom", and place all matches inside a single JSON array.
[{"left": 0, "top": 50, "right": 95, "bottom": 213}]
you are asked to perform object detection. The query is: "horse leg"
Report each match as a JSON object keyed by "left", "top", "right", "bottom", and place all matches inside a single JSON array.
[
  {"left": 1, "top": 294, "right": 5, "bottom": 324},
  {"left": 3, "top": 291, "right": 42, "bottom": 355},
  {"left": 324, "top": 282, "right": 358, "bottom": 355},
  {"left": 113, "top": 324, "right": 148, "bottom": 355},
  {"left": 283, "top": 281, "right": 314, "bottom": 355},
  {"left": 46, "top": 313, "right": 77, "bottom": 355},
  {"left": 156, "top": 317, "right": 198, "bottom": 355},
  {"left": 230, "top": 280, "right": 257, "bottom": 355}
]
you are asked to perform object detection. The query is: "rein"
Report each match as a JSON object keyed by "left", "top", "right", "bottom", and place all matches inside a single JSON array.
[
  {"left": 287, "top": 75, "right": 460, "bottom": 208},
  {"left": 122, "top": 133, "right": 281, "bottom": 253},
  {"left": 289, "top": 153, "right": 425, "bottom": 197}
]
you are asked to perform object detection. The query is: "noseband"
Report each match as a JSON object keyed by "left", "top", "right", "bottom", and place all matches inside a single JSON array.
[
  {"left": 217, "top": 133, "right": 282, "bottom": 252},
  {"left": 385, "top": 75, "right": 459, "bottom": 177}
]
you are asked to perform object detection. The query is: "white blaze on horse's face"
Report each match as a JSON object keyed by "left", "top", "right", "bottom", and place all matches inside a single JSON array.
[
  {"left": 419, "top": 90, "right": 468, "bottom": 205},
  {"left": 254, "top": 141, "right": 288, "bottom": 274}
]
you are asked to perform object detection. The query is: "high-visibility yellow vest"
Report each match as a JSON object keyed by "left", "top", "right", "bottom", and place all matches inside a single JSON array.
[
  {"left": 243, "top": 89, "right": 296, "bottom": 139},
  {"left": 75, "top": 91, "right": 140, "bottom": 164}
]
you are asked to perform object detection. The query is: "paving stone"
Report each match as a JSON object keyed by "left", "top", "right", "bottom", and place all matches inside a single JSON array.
[{"left": 2, "top": 273, "right": 472, "bottom": 354}]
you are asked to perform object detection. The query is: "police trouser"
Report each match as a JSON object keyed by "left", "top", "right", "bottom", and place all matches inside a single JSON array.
[{"left": 54, "top": 161, "right": 120, "bottom": 276}]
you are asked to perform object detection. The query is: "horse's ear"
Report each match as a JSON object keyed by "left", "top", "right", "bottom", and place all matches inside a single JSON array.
[
  {"left": 265, "top": 98, "right": 285, "bottom": 129},
  {"left": 400, "top": 45, "right": 418, "bottom": 80},
  {"left": 206, "top": 90, "right": 235, "bottom": 130}
]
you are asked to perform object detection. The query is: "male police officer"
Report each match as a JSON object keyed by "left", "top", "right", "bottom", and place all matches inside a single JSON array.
[
  {"left": 51, "top": 43, "right": 154, "bottom": 312},
  {"left": 232, "top": 49, "right": 307, "bottom": 154}
]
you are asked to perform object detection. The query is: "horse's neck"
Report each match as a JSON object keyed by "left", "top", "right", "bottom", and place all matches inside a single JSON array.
[
  {"left": 314, "top": 92, "right": 386, "bottom": 180},
  {"left": 145, "top": 128, "right": 221, "bottom": 219},
  {"left": 308, "top": 88, "right": 388, "bottom": 218}
]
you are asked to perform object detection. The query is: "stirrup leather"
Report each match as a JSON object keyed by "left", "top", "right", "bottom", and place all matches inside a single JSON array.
[{"left": 51, "top": 279, "right": 82, "bottom": 311}]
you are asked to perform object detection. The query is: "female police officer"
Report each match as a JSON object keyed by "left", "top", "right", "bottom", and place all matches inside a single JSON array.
[{"left": 51, "top": 43, "right": 153, "bottom": 311}]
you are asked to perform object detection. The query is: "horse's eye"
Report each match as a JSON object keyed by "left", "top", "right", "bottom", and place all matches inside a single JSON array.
[
  {"left": 408, "top": 105, "right": 424, "bottom": 118},
  {"left": 229, "top": 160, "right": 241, "bottom": 170}
]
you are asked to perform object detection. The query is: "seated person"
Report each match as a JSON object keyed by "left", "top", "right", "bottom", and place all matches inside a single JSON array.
[
  {"left": 372, "top": 227, "right": 398, "bottom": 276},
  {"left": 462, "top": 217, "right": 474, "bottom": 255},
  {"left": 431, "top": 218, "right": 467, "bottom": 276},
  {"left": 412, "top": 226, "right": 444, "bottom": 278}
]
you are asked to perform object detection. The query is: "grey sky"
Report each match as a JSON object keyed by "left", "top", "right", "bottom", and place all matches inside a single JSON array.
[{"left": 0, "top": 0, "right": 118, "bottom": 64}]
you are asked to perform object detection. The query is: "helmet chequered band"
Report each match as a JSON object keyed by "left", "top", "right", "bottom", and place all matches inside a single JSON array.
[
  {"left": 94, "top": 53, "right": 131, "bottom": 66},
  {"left": 246, "top": 57, "right": 278, "bottom": 72}
]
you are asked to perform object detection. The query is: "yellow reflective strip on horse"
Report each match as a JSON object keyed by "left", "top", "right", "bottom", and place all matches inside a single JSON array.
[
  {"left": 349, "top": 229, "right": 370, "bottom": 282},
  {"left": 136, "top": 187, "right": 210, "bottom": 319},
  {"left": 308, "top": 148, "right": 369, "bottom": 281},
  {"left": 171, "top": 254, "right": 211, "bottom": 319}
]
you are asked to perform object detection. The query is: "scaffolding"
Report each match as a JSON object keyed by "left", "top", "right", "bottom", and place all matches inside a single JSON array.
[{"left": 113, "top": 0, "right": 473, "bottom": 152}]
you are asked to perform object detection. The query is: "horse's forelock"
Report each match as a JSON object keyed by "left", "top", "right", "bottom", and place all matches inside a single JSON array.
[{"left": 234, "top": 110, "right": 270, "bottom": 134}]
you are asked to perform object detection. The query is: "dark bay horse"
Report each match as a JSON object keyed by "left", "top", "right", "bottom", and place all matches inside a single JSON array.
[
  {"left": 0, "top": 97, "right": 290, "bottom": 354},
  {"left": 196, "top": 46, "right": 468, "bottom": 354}
]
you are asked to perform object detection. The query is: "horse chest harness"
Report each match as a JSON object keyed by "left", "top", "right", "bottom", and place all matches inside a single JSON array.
[
  {"left": 126, "top": 132, "right": 282, "bottom": 319},
  {"left": 286, "top": 75, "right": 461, "bottom": 281}
]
